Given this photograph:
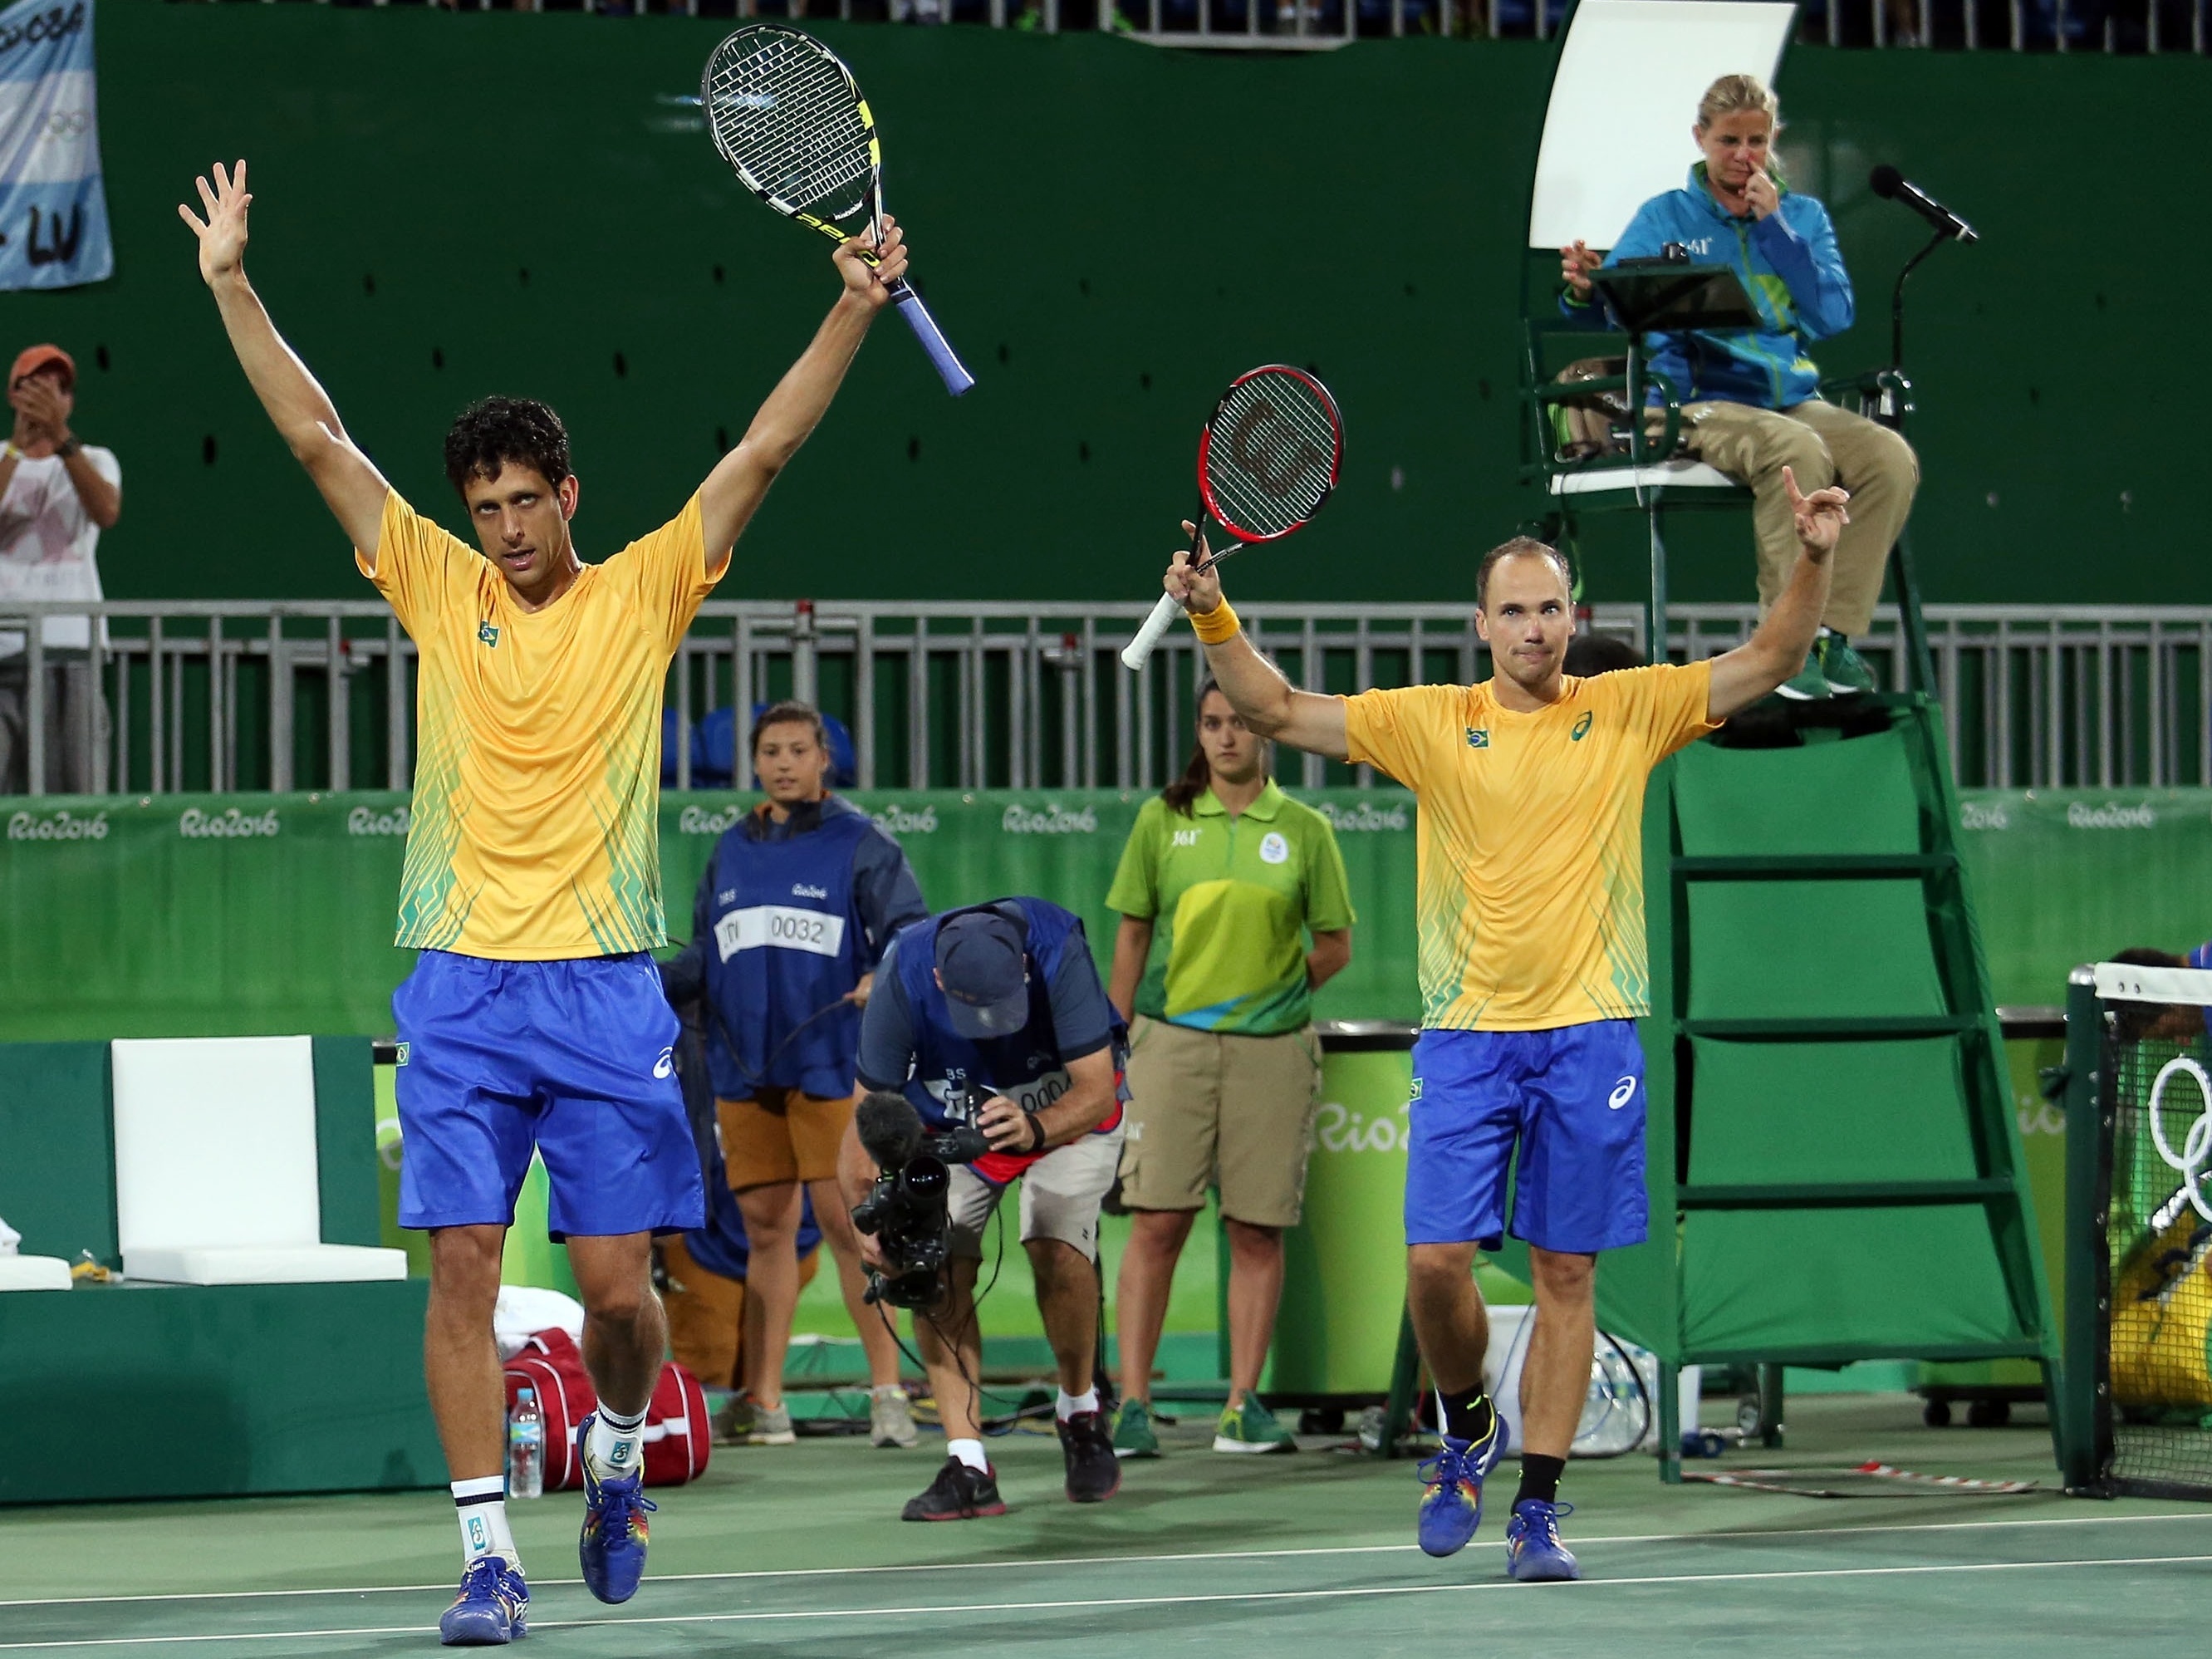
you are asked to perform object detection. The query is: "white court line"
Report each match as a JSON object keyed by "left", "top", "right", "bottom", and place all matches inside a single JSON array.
[
  {"left": 2, "top": 1553, "right": 2210, "bottom": 1651},
  {"left": 2, "top": 1506, "right": 2206, "bottom": 1609}
]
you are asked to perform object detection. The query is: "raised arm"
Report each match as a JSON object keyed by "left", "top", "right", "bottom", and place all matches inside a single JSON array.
[
  {"left": 1705, "top": 465, "right": 1847, "bottom": 721},
  {"left": 697, "top": 218, "right": 908, "bottom": 579},
  {"left": 1165, "top": 526, "right": 1349, "bottom": 761},
  {"left": 179, "top": 162, "right": 390, "bottom": 562}
]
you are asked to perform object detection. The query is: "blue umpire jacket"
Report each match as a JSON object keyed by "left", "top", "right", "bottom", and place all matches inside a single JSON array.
[{"left": 1565, "top": 162, "right": 1856, "bottom": 411}]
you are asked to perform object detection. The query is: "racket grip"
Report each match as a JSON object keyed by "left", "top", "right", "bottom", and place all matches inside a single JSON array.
[
  {"left": 891, "top": 283, "right": 975, "bottom": 397},
  {"left": 1121, "top": 591, "right": 1184, "bottom": 672}
]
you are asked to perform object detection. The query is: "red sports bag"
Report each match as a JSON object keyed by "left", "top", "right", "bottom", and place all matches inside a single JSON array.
[{"left": 501, "top": 1328, "right": 709, "bottom": 1490}]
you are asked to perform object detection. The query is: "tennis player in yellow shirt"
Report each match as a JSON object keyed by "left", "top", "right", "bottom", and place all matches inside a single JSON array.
[
  {"left": 1155, "top": 468, "right": 1847, "bottom": 1583},
  {"left": 181, "top": 160, "right": 912, "bottom": 1642}
]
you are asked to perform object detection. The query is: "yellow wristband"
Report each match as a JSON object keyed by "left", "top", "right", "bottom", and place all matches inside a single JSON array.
[
  {"left": 1, "top": 443, "right": 20, "bottom": 463},
  {"left": 1189, "top": 601, "right": 1241, "bottom": 645}
]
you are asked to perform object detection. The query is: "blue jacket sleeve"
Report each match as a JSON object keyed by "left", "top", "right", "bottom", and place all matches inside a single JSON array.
[
  {"left": 658, "top": 861, "right": 713, "bottom": 1008},
  {"left": 1043, "top": 929, "right": 1116, "bottom": 1064},
  {"left": 856, "top": 940, "right": 916, "bottom": 1092},
  {"left": 851, "top": 830, "right": 929, "bottom": 970},
  {"left": 1752, "top": 199, "right": 1854, "bottom": 341}
]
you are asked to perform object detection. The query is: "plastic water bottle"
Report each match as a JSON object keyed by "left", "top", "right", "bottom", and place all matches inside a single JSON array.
[{"left": 508, "top": 1388, "right": 545, "bottom": 1500}]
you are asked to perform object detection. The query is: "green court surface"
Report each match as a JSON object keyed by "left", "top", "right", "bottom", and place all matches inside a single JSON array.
[{"left": 2, "top": 1397, "right": 2202, "bottom": 1657}]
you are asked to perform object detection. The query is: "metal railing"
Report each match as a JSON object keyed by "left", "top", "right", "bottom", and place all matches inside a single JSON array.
[
  {"left": 243, "top": 0, "right": 2210, "bottom": 54},
  {"left": 7, "top": 597, "right": 2212, "bottom": 799}
]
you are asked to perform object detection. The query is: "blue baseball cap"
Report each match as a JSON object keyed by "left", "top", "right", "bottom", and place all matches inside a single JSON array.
[{"left": 934, "top": 910, "right": 1030, "bottom": 1039}]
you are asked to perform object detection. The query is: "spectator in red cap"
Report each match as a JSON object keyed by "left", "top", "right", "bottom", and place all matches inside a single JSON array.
[{"left": 0, "top": 343, "right": 123, "bottom": 793}]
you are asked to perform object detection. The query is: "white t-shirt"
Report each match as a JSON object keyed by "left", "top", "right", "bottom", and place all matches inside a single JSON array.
[{"left": 0, "top": 446, "right": 120, "bottom": 657}]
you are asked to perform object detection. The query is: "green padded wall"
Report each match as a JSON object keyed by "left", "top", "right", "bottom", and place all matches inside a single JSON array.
[
  {"left": 5, "top": 783, "right": 2212, "bottom": 1043},
  {"left": 0, "top": 1280, "right": 441, "bottom": 1504},
  {"left": 0, "top": 788, "right": 1421, "bottom": 1041},
  {"left": 11, "top": 6, "right": 2206, "bottom": 608}
]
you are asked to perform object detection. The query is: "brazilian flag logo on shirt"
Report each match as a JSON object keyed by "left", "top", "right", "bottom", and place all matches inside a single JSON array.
[
  {"left": 478, "top": 621, "right": 500, "bottom": 648},
  {"left": 1466, "top": 728, "right": 1490, "bottom": 749}
]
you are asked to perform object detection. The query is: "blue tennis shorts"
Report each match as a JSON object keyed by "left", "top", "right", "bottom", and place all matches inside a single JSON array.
[
  {"left": 1403, "top": 1022, "right": 1648, "bottom": 1255},
  {"left": 392, "top": 950, "right": 705, "bottom": 1240}
]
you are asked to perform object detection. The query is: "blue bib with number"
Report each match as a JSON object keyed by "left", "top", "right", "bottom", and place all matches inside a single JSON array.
[{"left": 700, "top": 801, "right": 874, "bottom": 1099}]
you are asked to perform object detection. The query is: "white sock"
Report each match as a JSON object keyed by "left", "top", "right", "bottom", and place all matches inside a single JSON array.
[
  {"left": 947, "top": 1436, "right": 989, "bottom": 1473},
  {"left": 1056, "top": 1387, "right": 1099, "bottom": 1422},
  {"left": 587, "top": 1402, "right": 649, "bottom": 1479},
  {"left": 452, "top": 1477, "right": 518, "bottom": 1570}
]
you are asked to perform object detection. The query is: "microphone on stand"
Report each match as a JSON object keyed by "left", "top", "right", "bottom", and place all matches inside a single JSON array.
[{"left": 1869, "top": 165, "right": 1978, "bottom": 244}]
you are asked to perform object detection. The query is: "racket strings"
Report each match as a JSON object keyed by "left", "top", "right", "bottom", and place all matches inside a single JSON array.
[
  {"left": 1204, "top": 377, "right": 1340, "bottom": 540},
  {"left": 705, "top": 35, "right": 872, "bottom": 220}
]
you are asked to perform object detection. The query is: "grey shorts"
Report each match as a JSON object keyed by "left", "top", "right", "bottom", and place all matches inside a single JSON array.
[{"left": 947, "top": 1128, "right": 1124, "bottom": 1264}]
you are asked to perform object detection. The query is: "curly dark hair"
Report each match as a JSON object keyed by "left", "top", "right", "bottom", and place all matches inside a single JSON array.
[{"left": 443, "top": 396, "right": 573, "bottom": 497}]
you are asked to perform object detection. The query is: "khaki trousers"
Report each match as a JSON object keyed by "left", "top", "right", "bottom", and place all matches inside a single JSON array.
[{"left": 1680, "top": 399, "right": 1920, "bottom": 638}]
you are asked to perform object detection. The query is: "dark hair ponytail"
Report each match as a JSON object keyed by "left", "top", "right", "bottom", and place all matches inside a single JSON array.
[{"left": 1162, "top": 680, "right": 1225, "bottom": 817}]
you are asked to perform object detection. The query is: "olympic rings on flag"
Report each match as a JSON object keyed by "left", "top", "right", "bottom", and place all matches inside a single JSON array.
[{"left": 2149, "top": 1055, "right": 2212, "bottom": 1224}]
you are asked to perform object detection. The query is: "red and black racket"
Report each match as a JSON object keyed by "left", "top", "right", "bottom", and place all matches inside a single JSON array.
[{"left": 1121, "top": 365, "right": 1344, "bottom": 670}]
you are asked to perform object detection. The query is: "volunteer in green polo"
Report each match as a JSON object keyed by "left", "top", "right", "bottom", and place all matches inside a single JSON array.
[{"left": 1105, "top": 678, "right": 1355, "bottom": 1458}]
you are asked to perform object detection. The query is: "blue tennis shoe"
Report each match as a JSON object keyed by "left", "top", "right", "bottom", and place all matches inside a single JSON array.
[
  {"left": 1505, "top": 1499, "right": 1581, "bottom": 1582},
  {"left": 439, "top": 1556, "right": 528, "bottom": 1646},
  {"left": 1414, "top": 1418, "right": 1505, "bottom": 1558},
  {"left": 576, "top": 1413, "right": 657, "bottom": 1605}
]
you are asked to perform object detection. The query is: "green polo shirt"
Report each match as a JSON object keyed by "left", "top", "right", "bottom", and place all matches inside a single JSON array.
[{"left": 1106, "top": 780, "right": 1355, "bottom": 1036}]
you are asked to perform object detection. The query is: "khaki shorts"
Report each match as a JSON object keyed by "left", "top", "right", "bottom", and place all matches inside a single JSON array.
[
  {"left": 718, "top": 1087, "right": 856, "bottom": 1190},
  {"left": 1118, "top": 1016, "right": 1323, "bottom": 1229},
  {"left": 948, "top": 1129, "right": 1124, "bottom": 1264}
]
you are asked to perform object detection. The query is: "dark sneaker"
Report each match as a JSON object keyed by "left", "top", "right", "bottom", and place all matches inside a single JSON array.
[
  {"left": 1505, "top": 1499, "right": 1582, "bottom": 1582},
  {"left": 1058, "top": 1410, "right": 1122, "bottom": 1503},
  {"left": 1817, "top": 633, "right": 1876, "bottom": 695},
  {"left": 1111, "top": 1397, "right": 1161, "bottom": 1460},
  {"left": 901, "top": 1456, "right": 1007, "bottom": 1521},
  {"left": 1213, "top": 1396, "right": 1297, "bottom": 1454},
  {"left": 1774, "top": 656, "right": 1832, "bottom": 701},
  {"left": 576, "top": 1413, "right": 656, "bottom": 1604},
  {"left": 439, "top": 1556, "right": 528, "bottom": 1646},
  {"left": 1414, "top": 1416, "right": 1505, "bottom": 1558}
]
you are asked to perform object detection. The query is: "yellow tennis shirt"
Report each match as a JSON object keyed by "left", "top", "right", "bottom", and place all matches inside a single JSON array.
[
  {"left": 1341, "top": 662, "right": 1718, "bottom": 1031},
  {"left": 359, "top": 489, "right": 717, "bottom": 960}
]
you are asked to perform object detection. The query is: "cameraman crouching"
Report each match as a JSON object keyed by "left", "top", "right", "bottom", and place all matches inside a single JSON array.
[{"left": 841, "top": 899, "right": 1127, "bottom": 1521}]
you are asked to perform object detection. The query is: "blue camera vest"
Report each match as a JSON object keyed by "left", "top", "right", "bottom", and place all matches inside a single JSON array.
[
  {"left": 699, "top": 803, "right": 875, "bottom": 1100},
  {"left": 891, "top": 898, "right": 1126, "bottom": 1140}
]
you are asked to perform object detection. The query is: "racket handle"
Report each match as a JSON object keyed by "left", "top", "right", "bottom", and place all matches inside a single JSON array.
[
  {"left": 1121, "top": 591, "right": 1184, "bottom": 672},
  {"left": 890, "top": 282, "right": 975, "bottom": 397}
]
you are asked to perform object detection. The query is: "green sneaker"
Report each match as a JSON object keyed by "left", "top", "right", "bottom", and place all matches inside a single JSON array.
[
  {"left": 1816, "top": 632, "right": 1876, "bottom": 695},
  {"left": 1112, "top": 1399, "right": 1161, "bottom": 1460},
  {"left": 1774, "top": 653, "right": 1832, "bottom": 702},
  {"left": 1213, "top": 1396, "right": 1297, "bottom": 1455}
]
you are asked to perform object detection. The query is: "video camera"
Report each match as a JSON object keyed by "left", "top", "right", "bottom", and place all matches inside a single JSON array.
[{"left": 851, "top": 1088, "right": 992, "bottom": 1309}]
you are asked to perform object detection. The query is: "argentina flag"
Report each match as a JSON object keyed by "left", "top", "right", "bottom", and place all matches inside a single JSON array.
[{"left": 0, "top": 0, "right": 110, "bottom": 291}]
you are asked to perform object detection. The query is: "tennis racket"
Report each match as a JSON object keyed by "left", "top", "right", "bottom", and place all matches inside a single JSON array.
[
  {"left": 703, "top": 25, "right": 974, "bottom": 397},
  {"left": 1121, "top": 366, "right": 1343, "bottom": 671}
]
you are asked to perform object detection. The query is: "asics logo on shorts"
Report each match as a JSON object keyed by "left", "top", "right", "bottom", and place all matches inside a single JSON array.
[
  {"left": 653, "top": 1048, "right": 675, "bottom": 1080},
  {"left": 1607, "top": 1076, "right": 1636, "bottom": 1111}
]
